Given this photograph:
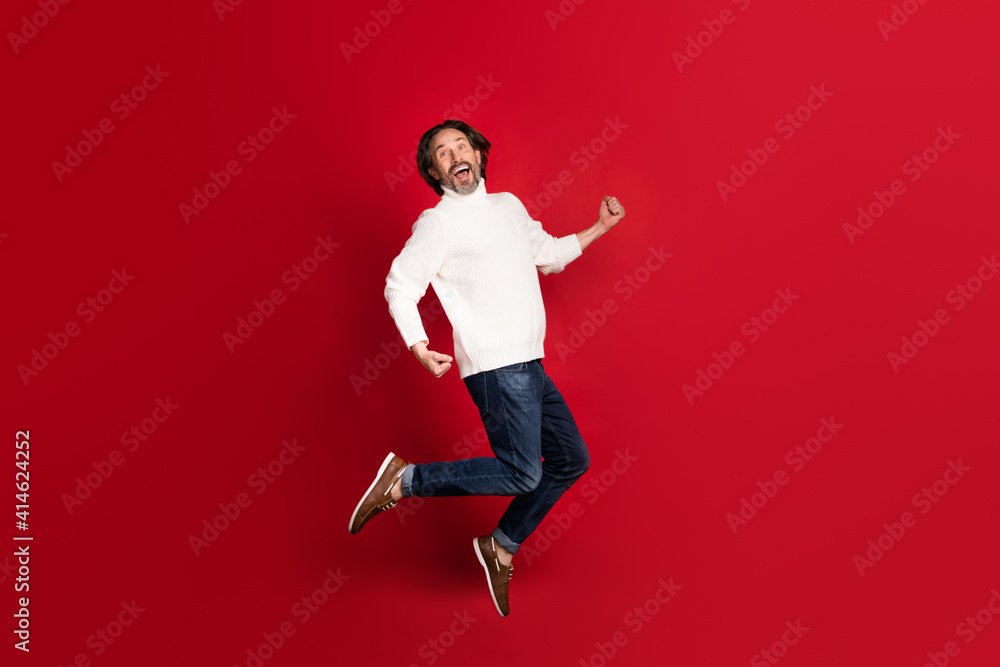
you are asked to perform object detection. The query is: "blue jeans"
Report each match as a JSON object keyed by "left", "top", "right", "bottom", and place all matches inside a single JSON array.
[{"left": 400, "top": 359, "right": 590, "bottom": 554}]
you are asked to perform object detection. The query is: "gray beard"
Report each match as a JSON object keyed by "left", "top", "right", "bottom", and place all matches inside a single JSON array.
[{"left": 443, "top": 164, "right": 481, "bottom": 195}]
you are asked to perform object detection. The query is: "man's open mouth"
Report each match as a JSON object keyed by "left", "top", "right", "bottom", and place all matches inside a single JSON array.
[{"left": 452, "top": 165, "right": 471, "bottom": 180}]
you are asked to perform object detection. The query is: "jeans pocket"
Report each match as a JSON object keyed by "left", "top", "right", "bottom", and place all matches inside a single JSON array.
[
  {"left": 464, "top": 373, "right": 489, "bottom": 420},
  {"left": 496, "top": 361, "right": 529, "bottom": 373}
]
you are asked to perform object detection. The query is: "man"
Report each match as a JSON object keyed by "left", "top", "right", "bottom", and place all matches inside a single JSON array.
[{"left": 349, "top": 119, "right": 624, "bottom": 617}]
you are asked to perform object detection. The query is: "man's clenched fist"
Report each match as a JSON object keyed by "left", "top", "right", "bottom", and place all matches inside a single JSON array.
[
  {"left": 410, "top": 341, "right": 453, "bottom": 378},
  {"left": 598, "top": 195, "right": 625, "bottom": 230}
]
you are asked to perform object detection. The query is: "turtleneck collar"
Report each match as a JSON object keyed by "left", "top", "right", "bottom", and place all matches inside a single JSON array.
[{"left": 440, "top": 176, "right": 488, "bottom": 202}]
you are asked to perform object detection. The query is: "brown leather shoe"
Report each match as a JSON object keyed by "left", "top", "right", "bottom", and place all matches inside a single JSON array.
[
  {"left": 348, "top": 452, "right": 409, "bottom": 534},
  {"left": 473, "top": 535, "right": 513, "bottom": 617}
]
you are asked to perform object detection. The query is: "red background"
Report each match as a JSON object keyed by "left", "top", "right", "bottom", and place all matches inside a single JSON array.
[{"left": 4, "top": 0, "right": 999, "bottom": 665}]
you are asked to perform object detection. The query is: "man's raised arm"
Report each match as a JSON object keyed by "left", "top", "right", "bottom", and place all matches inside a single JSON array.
[
  {"left": 576, "top": 195, "right": 625, "bottom": 252},
  {"left": 526, "top": 194, "right": 626, "bottom": 275}
]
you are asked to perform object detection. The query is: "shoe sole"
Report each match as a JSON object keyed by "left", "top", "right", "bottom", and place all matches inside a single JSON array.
[
  {"left": 473, "top": 538, "right": 507, "bottom": 617},
  {"left": 348, "top": 452, "right": 397, "bottom": 534}
]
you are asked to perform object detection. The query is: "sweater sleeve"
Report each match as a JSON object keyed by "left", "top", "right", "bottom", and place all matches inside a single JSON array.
[
  {"left": 384, "top": 210, "right": 447, "bottom": 349},
  {"left": 506, "top": 193, "right": 583, "bottom": 274},
  {"left": 533, "top": 231, "right": 583, "bottom": 275}
]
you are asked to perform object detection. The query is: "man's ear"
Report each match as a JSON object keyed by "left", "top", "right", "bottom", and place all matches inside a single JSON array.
[
  {"left": 475, "top": 149, "right": 482, "bottom": 166},
  {"left": 428, "top": 166, "right": 440, "bottom": 180}
]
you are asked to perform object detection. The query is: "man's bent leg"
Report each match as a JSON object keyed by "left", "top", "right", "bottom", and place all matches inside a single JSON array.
[
  {"left": 495, "top": 361, "right": 590, "bottom": 553},
  {"left": 400, "top": 361, "right": 545, "bottom": 509}
]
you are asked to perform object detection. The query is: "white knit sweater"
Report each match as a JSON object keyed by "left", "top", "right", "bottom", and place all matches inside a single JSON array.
[{"left": 385, "top": 178, "right": 583, "bottom": 378}]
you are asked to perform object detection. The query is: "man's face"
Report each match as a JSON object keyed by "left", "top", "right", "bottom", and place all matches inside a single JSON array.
[{"left": 428, "top": 128, "right": 482, "bottom": 195}]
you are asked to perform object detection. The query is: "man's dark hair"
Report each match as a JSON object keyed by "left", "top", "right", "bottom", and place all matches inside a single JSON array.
[{"left": 416, "top": 120, "right": 491, "bottom": 196}]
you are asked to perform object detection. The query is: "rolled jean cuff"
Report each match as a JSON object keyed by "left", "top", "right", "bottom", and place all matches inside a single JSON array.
[
  {"left": 492, "top": 527, "right": 520, "bottom": 554},
  {"left": 400, "top": 464, "right": 416, "bottom": 498}
]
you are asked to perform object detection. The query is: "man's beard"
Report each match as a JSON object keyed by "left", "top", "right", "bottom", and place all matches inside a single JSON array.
[{"left": 443, "top": 161, "right": 481, "bottom": 195}]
